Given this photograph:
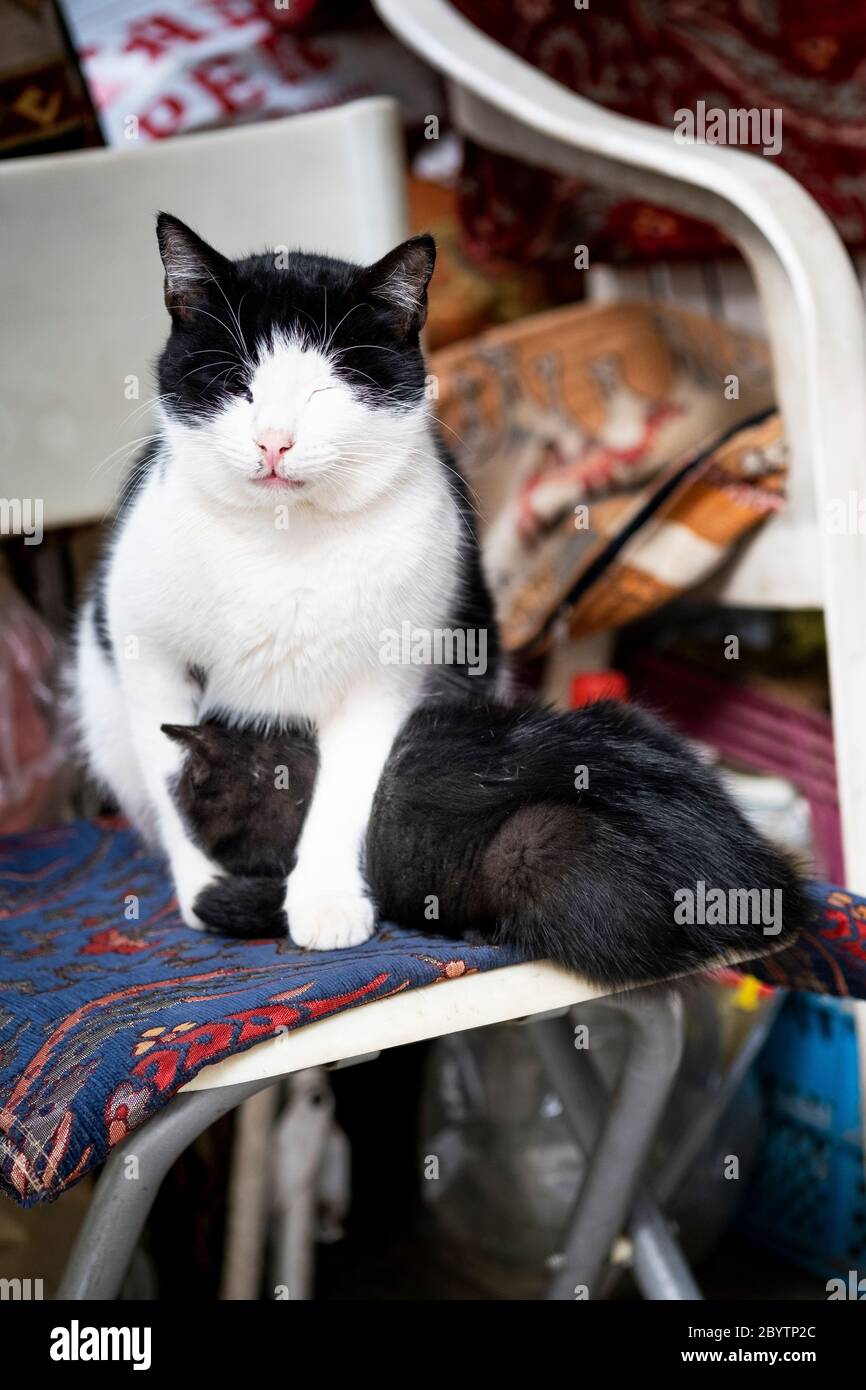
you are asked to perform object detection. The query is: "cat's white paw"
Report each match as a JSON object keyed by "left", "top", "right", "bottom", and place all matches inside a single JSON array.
[
  {"left": 286, "top": 886, "right": 376, "bottom": 951},
  {"left": 171, "top": 843, "right": 222, "bottom": 931}
]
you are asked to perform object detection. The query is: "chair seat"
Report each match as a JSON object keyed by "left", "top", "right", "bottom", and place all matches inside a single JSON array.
[
  {"left": 0, "top": 819, "right": 860, "bottom": 1206},
  {"left": 0, "top": 820, "right": 555, "bottom": 1207}
]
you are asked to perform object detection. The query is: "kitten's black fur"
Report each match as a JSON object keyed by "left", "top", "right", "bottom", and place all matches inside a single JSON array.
[{"left": 165, "top": 700, "right": 809, "bottom": 989}]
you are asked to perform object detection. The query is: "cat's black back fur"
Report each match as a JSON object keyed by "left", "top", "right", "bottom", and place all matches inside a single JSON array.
[{"left": 167, "top": 699, "right": 809, "bottom": 989}]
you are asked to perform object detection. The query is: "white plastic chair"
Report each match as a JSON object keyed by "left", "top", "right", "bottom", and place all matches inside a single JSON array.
[{"left": 373, "top": 0, "right": 866, "bottom": 896}]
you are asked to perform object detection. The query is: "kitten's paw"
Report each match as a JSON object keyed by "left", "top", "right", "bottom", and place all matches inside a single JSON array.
[
  {"left": 176, "top": 881, "right": 217, "bottom": 931},
  {"left": 286, "top": 887, "right": 376, "bottom": 951},
  {"left": 195, "top": 877, "right": 288, "bottom": 938},
  {"left": 172, "top": 844, "right": 223, "bottom": 931}
]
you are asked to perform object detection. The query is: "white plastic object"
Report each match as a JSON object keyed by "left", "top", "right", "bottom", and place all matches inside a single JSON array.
[
  {"left": 0, "top": 97, "right": 407, "bottom": 529},
  {"left": 184, "top": 960, "right": 606, "bottom": 1092}
]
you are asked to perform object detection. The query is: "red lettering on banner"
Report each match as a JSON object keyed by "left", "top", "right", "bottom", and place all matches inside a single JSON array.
[
  {"left": 258, "top": 30, "right": 333, "bottom": 83},
  {"left": 138, "top": 94, "right": 187, "bottom": 140},
  {"left": 200, "top": 0, "right": 260, "bottom": 29},
  {"left": 123, "top": 16, "right": 203, "bottom": 61},
  {"left": 191, "top": 57, "right": 265, "bottom": 116},
  {"left": 294, "top": 39, "right": 332, "bottom": 73}
]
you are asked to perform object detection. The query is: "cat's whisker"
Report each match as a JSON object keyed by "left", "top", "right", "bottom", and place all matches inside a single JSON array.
[
  {"left": 89, "top": 432, "right": 163, "bottom": 481},
  {"left": 203, "top": 275, "right": 255, "bottom": 370},
  {"left": 409, "top": 442, "right": 487, "bottom": 516},
  {"left": 321, "top": 300, "right": 366, "bottom": 356},
  {"left": 95, "top": 444, "right": 163, "bottom": 521},
  {"left": 171, "top": 361, "right": 238, "bottom": 391},
  {"left": 327, "top": 342, "right": 402, "bottom": 359},
  {"left": 430, "top": 414, "right": 467, "bottom": 450},
  {"left": 182, "top": 346, "right": 247, "bottom": 362},
  {"left": 180, "top": 303, "right": 251, "bottom": 365},
  {"left": 336, "top": 368, "right": 405, "bottom": 395},
  {"left": 103, "top": 393, "right": 179, "bottom": 442}
]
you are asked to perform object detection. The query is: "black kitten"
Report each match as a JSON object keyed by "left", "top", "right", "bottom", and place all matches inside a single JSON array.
[{"left": 164, "top": 700, "right": 808, "bottom": 990}]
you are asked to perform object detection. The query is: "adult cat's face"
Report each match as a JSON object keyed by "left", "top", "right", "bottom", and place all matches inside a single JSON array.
[{"left": 154, "top": 214, "right": 436, "bottom": 514}]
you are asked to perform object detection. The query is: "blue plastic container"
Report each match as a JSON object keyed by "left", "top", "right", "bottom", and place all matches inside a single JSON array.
[{"left": 737, "top": 993, "right": 866, "bottom": 1281}]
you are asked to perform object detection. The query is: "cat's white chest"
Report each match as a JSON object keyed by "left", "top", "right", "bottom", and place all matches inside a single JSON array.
[
  {"left": 203, "top": 537, "right": 391, "bottom": 715},
  {"left": 112, "top": 467, "right": 459, "bottom": 724}
]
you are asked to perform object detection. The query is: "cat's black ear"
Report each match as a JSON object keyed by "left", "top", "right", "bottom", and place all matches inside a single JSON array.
[
  {"left": 161, "top": 723, "right": 211, "bottom": 787},
  {"left": 359, "top": 234, "right": 436, "bottom": 337},
  {"left": 156, "top": 213, "right": 233, "bottom": 324}
]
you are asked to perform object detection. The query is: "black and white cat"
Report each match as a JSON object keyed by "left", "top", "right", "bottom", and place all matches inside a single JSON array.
[{"left": 74, "top": 215, "right": 496, "bottom": 949}]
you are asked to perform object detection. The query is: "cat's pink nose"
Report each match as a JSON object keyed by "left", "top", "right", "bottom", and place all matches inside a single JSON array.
[{"left": 256, "top": 429, "right": 294, "bottom": 472}]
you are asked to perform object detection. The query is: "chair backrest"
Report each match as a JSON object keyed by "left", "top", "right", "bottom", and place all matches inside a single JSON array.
[{"left": 0, "top": 98, "right": 407, "bottom": 530}]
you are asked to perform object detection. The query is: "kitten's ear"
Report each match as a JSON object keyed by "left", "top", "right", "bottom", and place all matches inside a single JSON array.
[
  {"left": 156, "top": 213, "right": 233, "bottom": 324},
  {"left": 161, "top": 723, "right": 211, "bottom": 787},
  {"left": 358, "top": 234, "right": 436, "bottom": 337}
]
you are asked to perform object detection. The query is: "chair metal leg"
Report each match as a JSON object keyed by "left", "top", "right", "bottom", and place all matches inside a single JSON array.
[
  {"left": 529, "top": 988, "right": 693, "bottom": 1300},
  {"left": 220, "top": 1085, "right": 283, "bottom": 1301},
  {"left": 628, "top": 1192, "right": 702, "bottom": 1302},
  {"left": 56, "top": 1078, "right": 273, "bottom": 1300}
]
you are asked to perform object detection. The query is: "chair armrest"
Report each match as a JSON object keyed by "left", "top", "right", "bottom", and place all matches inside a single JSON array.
[
  {"left": 374, "top": 0, "right": 866, "bottom": 890},
  {"left": 375, "top": 0, "right": 854, "bottom": 297}
]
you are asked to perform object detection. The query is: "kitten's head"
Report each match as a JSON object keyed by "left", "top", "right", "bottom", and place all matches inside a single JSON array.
[
  {"left": 154, "top": 213, "right": 436, "bottom": 514},
  {"left": 162, "top": 720, "right": 261, "bottom": 850},
  {"left": 162, "top": 719, "right": 317, "bottom": 877}
]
